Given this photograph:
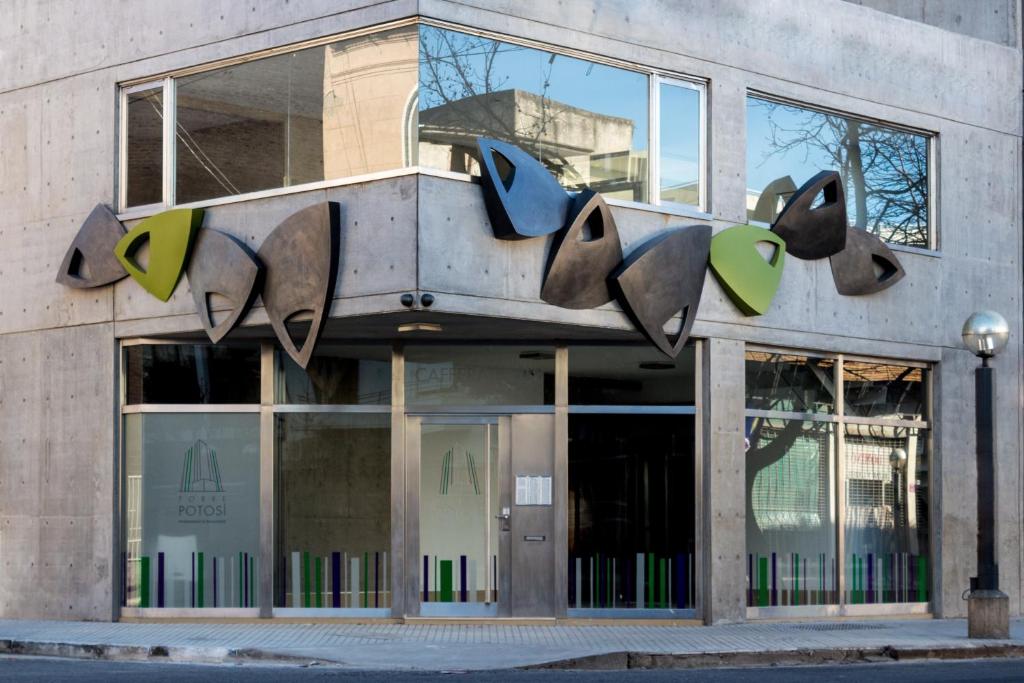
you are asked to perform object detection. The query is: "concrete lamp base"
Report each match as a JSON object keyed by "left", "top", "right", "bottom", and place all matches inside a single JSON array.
[{"left": 967, "top": 589, "right": 1010, "bottom": 639}]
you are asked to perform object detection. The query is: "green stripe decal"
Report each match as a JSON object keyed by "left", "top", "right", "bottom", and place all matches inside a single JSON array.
[
  {"left": 303, "top": 552, "right": 311, "bottom": 608},
  {"left": 139, "top": 556, "right": 150, "bottom": 608},
  {"left": 917, "top": 556, "right": 928, "bottom": 603},
  {"left": 440, "top": 560, "right": 453, "bottom": 602},
  {"left": 757, "top": 556, "right": 768, "bottom": 607}
]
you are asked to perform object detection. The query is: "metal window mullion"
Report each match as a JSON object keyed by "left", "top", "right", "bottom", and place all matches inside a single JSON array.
[
  {"left": 698, "top": 82, "right": 708, "bottom": 212},
  {"left": 649, "top": 74, "right": 659, "bottom": 206},
  {"left": 117, "top": 87, "right": 128, "bottom": 212},
  {"left": 258, "top": 343, "right": 275, "bottom": 616},
  {"left": 692, "top": 338, "right": 704, "bottom": 617},
  {"left": 835, "top": 355, "right": 846, "bottom": 608},
  {"left": 162, "top": 76, "right": 176, "bottom": 207}
]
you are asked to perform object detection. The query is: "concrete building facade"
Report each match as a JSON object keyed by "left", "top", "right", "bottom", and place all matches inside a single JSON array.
[{"left": 0, "top": 0, "right": 1020, "bottom": 625}]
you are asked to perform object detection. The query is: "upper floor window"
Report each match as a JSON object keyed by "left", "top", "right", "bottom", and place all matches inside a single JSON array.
[
  {"left": 746, "top": 96, "right": 932, "bottom": 249},
  {"left": 119, "top": 22, "right": 705, "bottom": 214}
]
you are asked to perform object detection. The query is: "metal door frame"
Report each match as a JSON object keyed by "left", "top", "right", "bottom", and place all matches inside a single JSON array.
[{"left": 403, "top": 413, "right": 511, "bottom": 617}]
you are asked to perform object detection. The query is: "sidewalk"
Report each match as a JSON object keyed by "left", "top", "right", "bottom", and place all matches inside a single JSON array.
[{"left": 1, "top": 617, "right": 1023, "bottom": 670}]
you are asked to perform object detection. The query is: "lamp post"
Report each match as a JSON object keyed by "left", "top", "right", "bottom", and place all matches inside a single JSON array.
[{"left": 961, "top": 310, "right": 1010, "bottom": 639}]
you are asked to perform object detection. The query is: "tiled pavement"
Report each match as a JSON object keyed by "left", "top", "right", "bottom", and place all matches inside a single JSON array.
[{"left": 0, "top": 618, "right": 1022, "bottom": 670}]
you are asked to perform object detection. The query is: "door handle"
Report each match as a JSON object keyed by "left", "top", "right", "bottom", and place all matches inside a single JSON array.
[{"left": 495, "top": 507, "right": 511, "bottom": 531}]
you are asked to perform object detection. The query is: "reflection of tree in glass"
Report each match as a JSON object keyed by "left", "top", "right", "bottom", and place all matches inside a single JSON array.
[
  {"left": 418, "top": 28, "right": 575, "bottom": 181},
  {"left": 752, "top": 100, "right": 928, "bottom": 248}
]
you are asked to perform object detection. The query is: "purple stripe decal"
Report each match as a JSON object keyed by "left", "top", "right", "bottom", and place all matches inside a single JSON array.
[
  {"left": 459, "top": 555, "right": 467, "bottom": 603},
  {"left": 423, "top": 555, "right": 429, "bottom": 602},
  {"left": 157, "top": 552, "right": 165, "bottom": 608},
  {"left": 771, "top": 552, "right": 777, "bottom": 606},
  {"left": 867, "top": 553, "right": 875, "bottom": 603},
  {"left": 332, "top": 552, "right": 342, "bottom": 608},
  {"left": 676, "top": 553, "right": 685, "bottom": 609}
]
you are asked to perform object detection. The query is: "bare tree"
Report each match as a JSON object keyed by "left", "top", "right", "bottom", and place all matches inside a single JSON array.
[
  {"left": 751, "top": 100, "right": 928, "bottom": 247},
  {"left": 417, "top": 27, "right": 579, "bottom": 181}
]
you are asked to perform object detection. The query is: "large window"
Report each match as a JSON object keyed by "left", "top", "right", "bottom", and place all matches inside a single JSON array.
[
  {"left": 567, "top": 345, "right": 697, "bottom": 614},
  {"left": 745, "top": 351, "right": 931, "bottom": 611},
  {"left": 120, "top": 22, "right": 705, "bottom": 212},
  {"left": 746, "top": 96, "right": 932, "bottom": 249}
]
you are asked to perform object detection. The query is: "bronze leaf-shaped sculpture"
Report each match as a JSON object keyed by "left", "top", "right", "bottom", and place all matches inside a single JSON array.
[
  {"left": 771, "top": 170, "right": 847, "bottom": 260},
  {"left": 610, "top": 225, "right": 711, "bottom": 358},
  {"left": 55, "top": 204, "right": 128, "bottom": 288},
  {"left": 186, "top": 229, "right": 263, "bottom": 343},
  {"left": 829, "top": 227, "right": 905, "bottom": 295},
  {"left": 258, "top": 202, "right": 340, "bottom": 368},
  {"left": 541, "top": 189, "right": 623, "bottom": 309}
]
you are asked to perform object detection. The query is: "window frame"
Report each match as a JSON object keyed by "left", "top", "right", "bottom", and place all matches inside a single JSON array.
[
  {"left": 115, "top": 18, "right": 710, "bottom": 220},
  {"left": 744, "top": 91, "right": 938, "bottom": 253}
]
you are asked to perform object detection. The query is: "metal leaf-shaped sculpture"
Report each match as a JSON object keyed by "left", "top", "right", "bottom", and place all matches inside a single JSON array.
[
  {"left": 477, "top": 137, "right": 571, "bottom": 240},
  {"left": 770, "top": 170, "right": 847, "bottom": 260},
  {"left": 257, "top": 202, "right": 340, "bottom": 368},
  {"left": 56, "top": 204, "right": 129, "bottom": 288},
  {"left": 186, "top": 229, "right": 263, "bottom": 343},
  {"left": 541, "top": 189, "right": 623, "bottom": 309},
  {"left": 829, "top": 227, "right": 905, "bottom": 295},
  {"left": 610, "top": 225, "right": 711, "bottom": 358},
  {"left": 709, "top": 225, "right": 786, "bottom": 316},
  {"left": 114, "top": 208, "right": 204, "bottom": 301}
]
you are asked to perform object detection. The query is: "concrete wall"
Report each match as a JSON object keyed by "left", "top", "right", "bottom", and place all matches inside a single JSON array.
[
  {"left": 844, "top": 0, "right": 1021, "bottom": 47},
  {"left": 0, "top": 0, "right": 1020, "bottom": 621}
]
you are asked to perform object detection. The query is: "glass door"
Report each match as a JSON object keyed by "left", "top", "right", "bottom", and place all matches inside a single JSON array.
[{"left": 416, "top": 418, "right": 502, "bottom": 616}]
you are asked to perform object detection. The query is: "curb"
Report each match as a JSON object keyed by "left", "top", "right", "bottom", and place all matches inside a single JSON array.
[
  {"left": 526, "top": 645, "right": 1024, "bottom": 670},
  {"left": 0, "top": 639, "right": 326, "bottom": 667}
]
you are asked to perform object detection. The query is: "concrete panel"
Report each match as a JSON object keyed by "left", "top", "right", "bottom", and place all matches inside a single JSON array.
[
  {"left": 0, "top": 0, "right": 419, "bottom": 93},
  {"left": 845, "top": 0, "right": 1019, "bottom": 47},
  {"left": 114, "top": 177, "right": 417, "bottom": 330},
  {"left": 0, "top": 323, "right": 116, "bottom": 620},
  {"left": 703, "top": 338, "right": 746, "bottom": 624}
]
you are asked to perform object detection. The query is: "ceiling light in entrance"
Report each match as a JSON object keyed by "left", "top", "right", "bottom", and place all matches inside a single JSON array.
[{"left": 398, "top": 322, "right": 442, "bottom": 333}]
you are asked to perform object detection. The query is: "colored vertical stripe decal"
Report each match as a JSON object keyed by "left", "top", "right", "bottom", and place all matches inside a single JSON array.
[
  {"left": 375, "top": 552, "right": 380, "bottom": 608},
  {"left": 757, "top": 556, "right": 768, "bottom": 607},
  {"left": 658, "top": 558, "right": 666, "bottom": 608},
  {"left": 459, "top": 555, "right": 467, "bottom": 603},
  {"left": 350, "top": 557, "right": 360, "bottom": 608},
  {"left": 677, "top": 553, "right": 686, "bottom": 609},
  {"left": 917, "top": 556, "right": 928, "bottom": 602},
  {"left": 647, "top": 553, "right": 654, "bottom": 607},
  {"left": 363, "top": 552, "right": 368, "bottom": 608},
  {"left": 635, "top": 553, "right": 644, "bottom": 608},
  {"left": 191, "top": 552, "right": 196, "bottom": 608},
  {"left": 332, "top": 552, "right": 342, "bottom": 608},
  {"left": 157, "top": 552, "right": 165, "bottom": 608},
  {"left": 303, "top": 552, "right": 311, "bottom": 608},
  {"left": 139, "top": 556, "right": 151, "bottom": 608},
  {"left": 440, "top": 560, "right": 453, "bottom": 602},
  {"left": 422, "top": 555, "right": 429, "bottom": 602},
  {"left": 291, "top": 552, "right": 301, "bottom": 608},
  {"left": 315, "top": 556, "right": 323, "bottom": 608},
  {"left": 250, "top": 556, "right": 255, "bottom": 608},
  {"left": 238, "top": 553, "right": 243, "bottom": 607},
  {"left": 574, "top": 557, "right": 582, "bottom": 608},
  {"left": 197, "top": 552, "right": 204, "bottom": 608}
]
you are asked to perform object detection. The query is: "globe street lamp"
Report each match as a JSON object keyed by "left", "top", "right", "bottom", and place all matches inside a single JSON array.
[{"left": 962, "top": 310, "right": 1009, "bottom": 639}]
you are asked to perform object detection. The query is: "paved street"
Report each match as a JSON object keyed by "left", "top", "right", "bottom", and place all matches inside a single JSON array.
[{"left": 2, "top": 655, "right": 1024, "bottom": 682}]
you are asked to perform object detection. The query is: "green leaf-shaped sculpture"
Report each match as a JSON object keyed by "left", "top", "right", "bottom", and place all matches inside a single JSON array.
[
  {"left": 114, "top": 208, "right": 204, "bottom": 302},
  {"left": 709, "top": 224, "right": 786, "bottom": 316}
]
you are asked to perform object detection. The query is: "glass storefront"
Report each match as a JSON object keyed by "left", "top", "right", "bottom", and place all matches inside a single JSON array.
[{"left": 121, "top": 341, "right": 928, "bottom": 618}]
